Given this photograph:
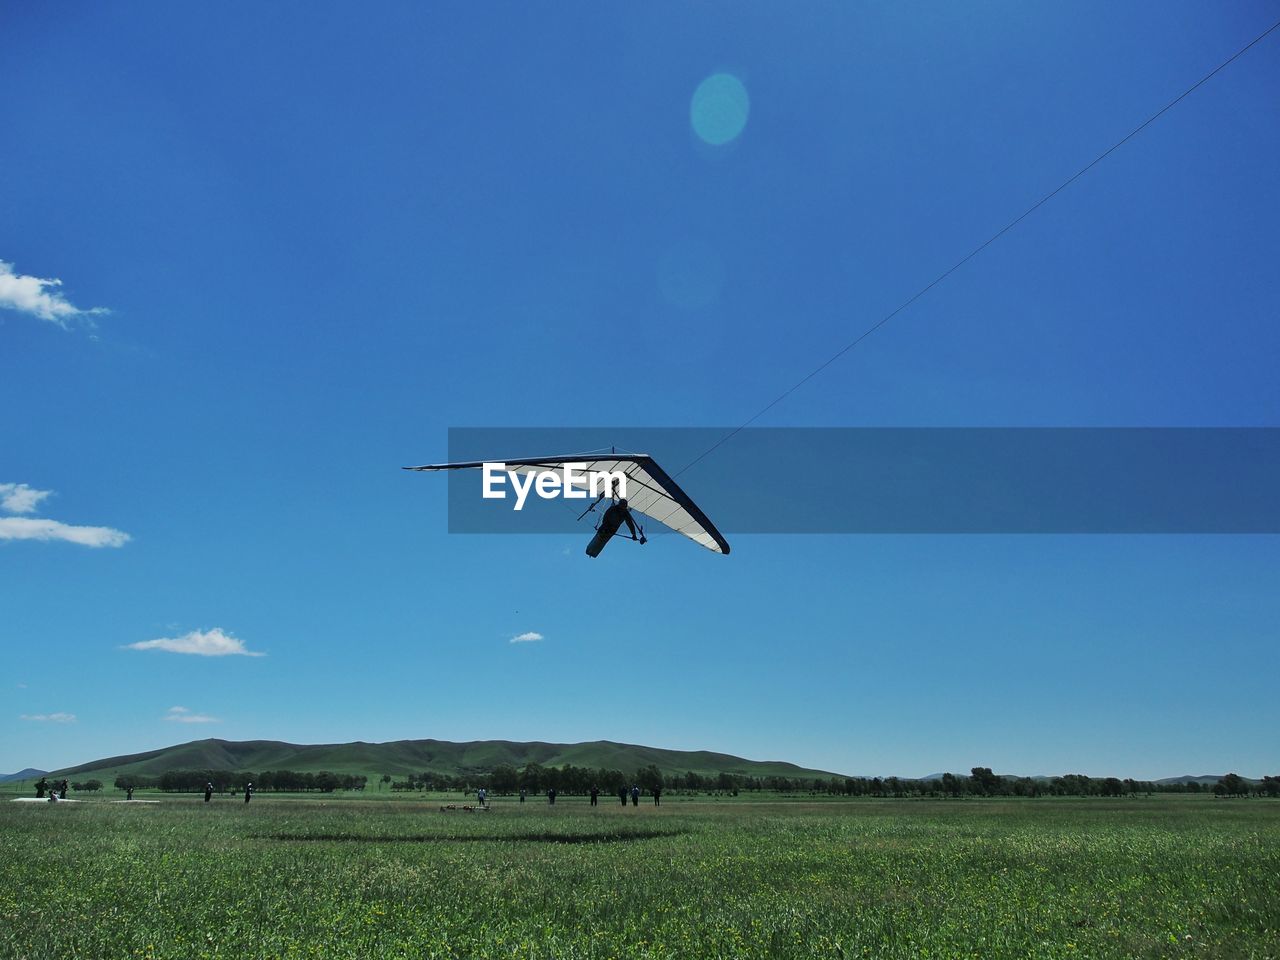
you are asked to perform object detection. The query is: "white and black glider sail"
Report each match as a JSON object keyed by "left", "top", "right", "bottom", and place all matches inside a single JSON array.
[{"left": 404, "top": 454, "right": 730, "bottom": 554}]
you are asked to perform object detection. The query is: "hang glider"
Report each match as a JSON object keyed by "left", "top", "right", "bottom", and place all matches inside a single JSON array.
[{"left": 403, "top": 453, "right": 730, "bottom": 555}]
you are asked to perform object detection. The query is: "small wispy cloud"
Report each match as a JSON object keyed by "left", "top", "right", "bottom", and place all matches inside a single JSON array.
[
  {"left": 20, "top": 712, "right": 76, "bottom": 723},
  {"left": 165, "top": 706, "right": 219, "bottom": 724},
  {"left": 0, "top": 483, "right": 52, "bottom": 514},
  {"left": 0, "top": 259, "right": 107, "bottom": 329},
  {"left": 0, "top": 483, "right": 130, "bottom": 547},
  {"left": 0, "top": 516, "right": 130, "bottom": 547},
  {"left": 510, "top": 631, "right": 544, "bottom": 644},
  {"left": 123, "top": 627, "right": 264, "bottom": 657}
]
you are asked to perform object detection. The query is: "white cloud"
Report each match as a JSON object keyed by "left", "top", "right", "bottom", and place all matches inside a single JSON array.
[
  {"left": 0, "top": 483, "right": 52, "bottom": 514},
  {"left": 0, "top": 485, "right": 129, "bottom": 548},
  {"left": 165, "top": 706, "right": 218, "bottom": 723},
  {"left": 0, "top": 259, "right": 107, "bottom": 328},
  {"left": 20, "top": 712, "right": 76, "bottom": 723},
  {"left": 0, "top": 516, "right": 130, "bottom": 547},
  {"left": 510, "top": 631, "right": 544, "bottom": 644},
  {"left": 123, "top": 627, "right": 264, "bottom": 657}
]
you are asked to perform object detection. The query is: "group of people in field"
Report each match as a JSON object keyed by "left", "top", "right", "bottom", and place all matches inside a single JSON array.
[
  {"left": 497, "top": 784, "right": 661, "bottom": 807},
  {"left": 36, "top": 776, "right": 662, "bottom": 807},
  {"left": 201, "top": 780, "right": 254, "bottom": 804},
  {"left": 34, "top": 777, "right": 68, "bottom": 801}
]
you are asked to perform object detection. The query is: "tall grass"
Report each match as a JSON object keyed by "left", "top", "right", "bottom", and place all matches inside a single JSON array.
[{"left": 2, "top": 797, "right": 1276, "bottom": 958}]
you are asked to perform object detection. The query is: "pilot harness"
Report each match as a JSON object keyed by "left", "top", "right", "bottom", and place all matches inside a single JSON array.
[{"left": 578, "top": 493, "right": 646, "bottom": 544}]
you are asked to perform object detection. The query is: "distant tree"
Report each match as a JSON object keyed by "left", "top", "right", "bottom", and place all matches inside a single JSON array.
[
  {"left": 635, "top": 764, "right": 664, "bottom": 794},
  {"left": 1216, "top": 773, "right": 1248, "bottom": 798},
  {"left": 520, "top": 762, "right": 546, "bottom": 793},
  {"left": 1100, "top": 777, "right": 1124, "bottom": 797},
  {"left": 489, "top": 764, "right": 519, "bottom": 794},
  {"left": 1055, "top": 774, "right": 1094, "bottom": 797},
  {"left": 380, "top": 774, "right": 392, "bottom": 790},
  {"left": 558, "top": 764, "right": 592, "bottom": 795},
  {"left": 969, "top": 767, "right": 1001, "bottom": 796},
  {"left": 1261, "top": 776, "right": 1279, "bottom": 798},
  {"left": 598, "top": 768, "right": 626, "bottom": 792}
]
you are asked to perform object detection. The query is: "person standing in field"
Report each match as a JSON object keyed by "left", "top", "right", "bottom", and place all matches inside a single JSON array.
[
  {"left": 519, "top": 787, "right": 526, "bottom": 804},
  {"left": 630, "top": 785, "right": 639, "bottom": 807},
  {"left": 619, "top": 785, "right": 628, "bottom": 807},
  {"left": 547, "top": 787, "right": 556, "bottom": 806},
  {"left": 652, "top": 785, "right": 661, "bottom": 806},
  {"left": 126, "top": 786, "right": 134, "bottom": 801},
  {"left": 589, "top": 785, "right": 599, "bottom": 807},
  {"left": 244, "top": 782, "right": 253, "bottom": 804},
  {"left": 36, "top": 777, "right": 47, "bottom": 799},
  {"left": 477, "top": 787, "right": 486, "bottom": 808},
  {"left": 61, "top": 779, "right": 69, "bottom": 799},
  {"left": 204, "top": 781, "right": 213, "bottom": 803}
]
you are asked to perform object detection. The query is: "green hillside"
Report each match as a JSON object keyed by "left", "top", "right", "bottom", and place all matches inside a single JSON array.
[{"left": 52, "top": 738, "right": 846, "bottom": 782}]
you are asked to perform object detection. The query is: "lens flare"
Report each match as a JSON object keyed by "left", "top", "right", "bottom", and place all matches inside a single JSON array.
[{"left": 690, "top": 73, "right": 749, "bottom": 145}]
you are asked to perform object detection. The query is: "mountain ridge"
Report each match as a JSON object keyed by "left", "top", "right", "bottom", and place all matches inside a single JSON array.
[{"left": 48, "top": 737, "right": 848, "bottom": 781}]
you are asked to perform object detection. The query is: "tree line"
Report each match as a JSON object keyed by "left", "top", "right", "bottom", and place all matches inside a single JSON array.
[
  {"left": 106, "top": 765, "right": 1277, "bottom": 798},
  {"left": 386, "top": 764, "right": 1280, "bottom": 799},
  {"left": 388, "top": 762, "right": 669, "bottom": 795},
  {"left": 900, "top": 769, "right": 1277, "bottom": 798},
  {"left": 114, "top": 770, "right": 368, "bottom": 793}
]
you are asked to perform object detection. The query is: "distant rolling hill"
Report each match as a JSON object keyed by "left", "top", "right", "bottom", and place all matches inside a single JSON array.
[
  {"left": 51, "top": 738, "right": 846, "bottom": 782},
  {"left": 0, "top": 768, "right": 47, "bottom": 783}
]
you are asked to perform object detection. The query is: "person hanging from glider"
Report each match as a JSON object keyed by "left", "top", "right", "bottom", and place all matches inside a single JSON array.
[
  {"left": 585, "top": 497, "right": 646, "bottom": 558},
  {"left": 403, "top": 451, "right": 730, "bottom": 556}
]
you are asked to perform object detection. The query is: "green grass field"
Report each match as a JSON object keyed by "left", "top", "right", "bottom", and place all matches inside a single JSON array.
[{"left": 2, "top": 795, "right": 1276, "bottom": 959}]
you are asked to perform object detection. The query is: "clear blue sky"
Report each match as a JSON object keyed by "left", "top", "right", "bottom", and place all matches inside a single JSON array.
[{"left": 2, "top": 2, "right": 1277, "bottom": 779}]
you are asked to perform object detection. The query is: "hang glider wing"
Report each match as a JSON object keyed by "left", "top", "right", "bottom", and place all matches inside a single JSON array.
[{"left": 403, "top": 454, "right": 730, "bottom": 554}]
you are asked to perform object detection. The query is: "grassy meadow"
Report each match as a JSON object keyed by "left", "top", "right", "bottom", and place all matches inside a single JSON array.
[{"left": 1, "top": 794, "right": 1277, "bottom": 959}]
